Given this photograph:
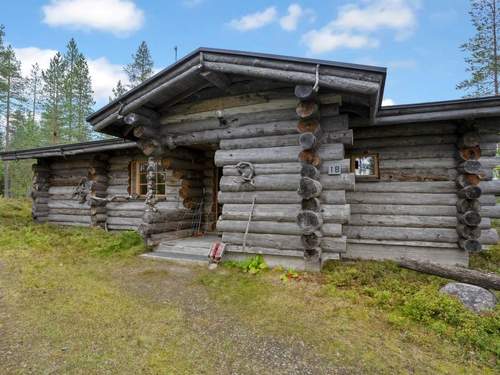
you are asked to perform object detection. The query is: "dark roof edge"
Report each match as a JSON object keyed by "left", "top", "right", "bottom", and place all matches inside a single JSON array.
[
  {"left": 0, "top": 139, "right": 137, "bottom": 161},
  {"left": 87, "top": 47, "right": 387, "bottom": 122}
]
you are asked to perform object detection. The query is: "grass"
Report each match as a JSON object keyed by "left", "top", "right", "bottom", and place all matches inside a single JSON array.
[{"left": 0, "top": 198, "right": 499, "bottom": 374}]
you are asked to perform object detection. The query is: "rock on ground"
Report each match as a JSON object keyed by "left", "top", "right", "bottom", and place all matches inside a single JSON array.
[{"left": 440, "top": 282, "right": 497, "bottom": 313}]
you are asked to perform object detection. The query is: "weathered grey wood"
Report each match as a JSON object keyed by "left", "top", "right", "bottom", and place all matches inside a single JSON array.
[
  {"left": 457, "top": 211, "right": 481, "bottom": 226},
  {"left": 297, "top": 210, "right": 323, "bottom": 234},
  {"left": 354, "top": 123, "right": 457, "bottom": 139},
  {"left": 456, "top": 174, "right": 481, "bottom": 189},
  {"left": 223, "top": 160, "right": 350, "bottom": 176},
  {"left": 480, "top": 180, "right": 500, "bottom": 194},
  {"left": 458, "top": 239, "right": 482, "bottom": 252},
  {"left": 457, "top": 131, "right": 480, "bottom": 148},
  {"left": 350, "top": 204, "right": 457, "bottom": 216},
  {"left": 301, "top": 197, "right": 321, "bottom": 212},
  {"left": 47, "top": 214, "right": 91, "bottom": 224},
  {"left": 352, "top": 144, "right": 456, "bottom": 160},
  {"left": 354, "top": 181, "right": 455, "bottom": 193},
  {"left": 296, "top": 101, "right": 319, "bottom": 119},
  {"left": 457, "top": 185, "right": 482, "bottom": 199},
  {"left": 138, "top": 220, "right": 193, "bottom": 235},
  {"left": 345, "top": 243, "right": 467, "bottom": 267},
  {"left": 481, "top": 205, "right": 500, "bottom": 218},
  {"left": 199, "top": 70, "right": 232, "bottom": 90},
  {"left": 349, "top": 214, "right": 457, "bottom": 228},
  {"left": 203, "top": 61, "right": 379, "bottom": 94},
  {"left": 124, "top": 112, "right": 154, "bottom": 127},
  {"left": 221, "top": 204, "right": 348, "bottom": 223},
  {"left": 223, "top": 232, "right": 305, "bottom": 250},
  {"left": 295, "top": 85, "right": 317, "bottom": 101},
  {"left": 479, "top": 228, "right": 500, "bottom": 244},
  {"left": 217, "top": 219, "right": 342, "bottom": 236},
  {"left": 380, "top": 158, "right": 457, "bottom": 169},
  {"left": 354, "top": 134, "right": 457, "bottom": 149},
  {"left": 321, "top": 236, "right": 347, "bottom": 253},
  {"left": 219, "top": 174, "right": 354, "bottom": 192},
  {"left": 214, "top": 144, "right": 343, "bottom": 166},
  {"left": 299, "top": 132, "right": 317, "bottom": 150},
  {"left": 343, "top": 225, "right": 458, "bottom": 243},
  {"left": 456, "top": 199, "right": 481, "bottom": 213},
  {"left": 218, "top": 190, "right": 346, "bottom": 204},
  {"left": 298, "top": 177, "right": 322, "bottom": 199},
  {"left": 457, "top": 160, "right": 482, "bottom": 175},
  {"left": 225, "top": 245, "right": 303, "bottom": 258},
  {"left": 301, "top": 232, "right": 321, "bottom": 249},
  {"left": 300, "top": 164, "right": 320, "bottom": 180},
  {"left": 397, "top": 258, "right": 500, "bottom": 290},
  {"left": 347, "top": 191, "right": 457, "bottom": 205},
  {"left": 456, "top": 224, "right": 481, "bottom": 240}
]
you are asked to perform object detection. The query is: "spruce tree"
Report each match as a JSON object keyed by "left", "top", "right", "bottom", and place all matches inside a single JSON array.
[
  {"left": 124, "top": 41, "right": 154, "bottom": 88},
  {"left": 73, "top": 55, "right": 94, "bottom": 141},
  {"left": 63, "top": 38, "right": 79, "bottom": 140},
  {"left": 109, "top": 80, "right": 127, "bottom": 101},
  {"left": 458, "top": 0, "right": 500, "bottom": 96},
  {"left": 41, "top": 52, "right": 65, "bottom": 145}
]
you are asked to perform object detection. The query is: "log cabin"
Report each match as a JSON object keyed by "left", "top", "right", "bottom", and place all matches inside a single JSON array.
[{"left": 1, "top": 48, "right": 499, "bottom": 271}]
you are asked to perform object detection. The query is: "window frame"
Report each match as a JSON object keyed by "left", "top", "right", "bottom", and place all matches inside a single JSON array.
[
  {"left": 129, "top": 160, "right": 169, "bottom": 197},
  {"left": 350, "top": 152, "right": 380, "bottom": 181}
]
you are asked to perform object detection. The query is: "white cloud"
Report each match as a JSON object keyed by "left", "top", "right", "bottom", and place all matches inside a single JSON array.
[
  {"left": 229, "top": 7, "right": 277, "bottom": 31},
  {"left": 280, "top": 4, "right": 303, "bottom": 31},
  {"left": 42, "top": 0, "right": 144, "bottom": 35},
  {"left": 87, "top": 57, "right": 129, "bottom": 102},
  {"left": 302, "top": 30, "right": 379, "bottom": 54},
  {"left": 14, "top": 47, "right": 58, "bottom": 77},
  {"left": 333, "top": 0, "right": 417, "bottom": 34},
  {"left": 14, "top": 46, "right": 128, "bottom": 104},
  {"left": 382, "top": 98, "right": 396, "bottom": 106},
  {"left": 302, "top": 0, "right": 419, "bottom": 54}
]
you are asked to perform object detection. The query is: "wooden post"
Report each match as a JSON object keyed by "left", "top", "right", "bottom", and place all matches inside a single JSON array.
[{"left": 88, "top": 156, "right": 108, "bottom": 228}]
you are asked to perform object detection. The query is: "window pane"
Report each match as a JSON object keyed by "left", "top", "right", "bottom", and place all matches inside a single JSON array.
[
  {"left": 140, "top": 173, "right": 147, "bottom": 184},
  {"left": 354, "top": 156, "right": 377, "bottom": 176},
  {"left": 156, "top": 184, "right": 165, "bottom": 195},
  {"left": 140, "top": 185, "right": 147, "bottom": 195}
]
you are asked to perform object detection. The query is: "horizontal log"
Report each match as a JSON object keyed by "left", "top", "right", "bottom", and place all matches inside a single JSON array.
[
  {"left": 215, "top": 144, "right": 344, "bottom": 166},
  {"left": 222, "top": 204, "right": 349, "bottom": 223},
  {"left": 480, "top": 180, "right": 500, "bottom": 194},
  {"left": 48, "top": 200, "right": 90, "bottom": 209},
  {"left": 354, "top": 134, "right": 457, "bottom": 149},
  {"left": 354, "top": 181, "right": 456, "bottom": 193},
  {"left": 457, "top": 131, "right": 480, "bottom": 148},
  {"left": 354, "top": 123, "right": 457, "bottom": 139},
  {"left": 345, "top": 244, "right": 467, "bottom": 267},
  {"left": 49, "top": 208, "right": 90, "bottom": 216},
  {"left": 47, "top": 214, "right": 91, "bottom": 224},
  {"left": 224, "top": 245, "right": 304, "bottom": 258},
  {"left": 165, "top": 111, "right": 344, "bottom": 146},
  {"left": 223, "top": 160, "right": 350, "bottom": 177},
  {"left": 346, "top": 238, "right": 459, "bottom": 249},
  {"left": 349, "top": 214, "right": 457, "bottom": 228},
  {"left": 217, "top": 219, "right": 341, "bottom": 237},
  {"left": 352, "top": 144, "right": 456, "bottom": 160},
  {"left": 138, "top": 220, "right": 193, "bottom": 235},
  {"left": 397, "top": 258, "right": 500, "bottom": 290},
  {"left": 163, "top": 158, "right": 204, "bottom": 170},
  {"left": 223, "top": 232, "right": 304, "bottom": 250},
  {"left": 48, "top": 221, "right": 90, "bottom": 228},
  {"left": 481, "top": 205, "right": 500, "bottom": 218},
  {"left": 107, "top": 217, "right": 143, "bottom": 226},
  {"left": 347, "top": 192, "right": 457, "bottom": 205},
  {"left": 380, "top": 158, "right": 457, "bottom": 169},
  {"left": 321, "top": 236, "right": 347, "bottom": 253},
  {"left": 218, "top": 190, "right": 346, "bottom": 205},
  {"left": 343, "top": 225, "right": 458, "bottom": 243},
  {"left": 479, "top": 228, "right": 500, "bottom": 244}
]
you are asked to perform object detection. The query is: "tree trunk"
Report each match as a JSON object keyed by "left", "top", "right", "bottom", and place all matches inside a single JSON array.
[{"left": 397, "top": 258, "right": 500, "bottom": 290}]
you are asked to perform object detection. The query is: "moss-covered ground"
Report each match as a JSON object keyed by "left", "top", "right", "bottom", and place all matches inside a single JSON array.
[{"left": 0, "top": 198, "right": 498, "bottom": 374}]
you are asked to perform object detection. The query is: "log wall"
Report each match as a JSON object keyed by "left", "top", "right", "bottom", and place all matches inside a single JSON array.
[{"left": 345, "top": 120, "right": 499, "bottom": 266}]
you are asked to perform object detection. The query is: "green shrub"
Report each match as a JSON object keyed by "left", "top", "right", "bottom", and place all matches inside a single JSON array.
[{"left": 223, "top": 255, "right": 268, "bottom": 274}]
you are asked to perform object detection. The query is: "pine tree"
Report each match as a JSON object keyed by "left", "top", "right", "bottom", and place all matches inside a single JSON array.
[
  {"left": 0, "top": 46, "right": 25, "bottom": 197},
  {"left": 458, "top": 0, "right": 500, "bottom": 96},
  {"left": 109, "top": 80, "right": 127, "bottom": 101},
  {"left": 124, "top": 41, "right": 154, "bottom": 88},
  {"left": 63, "top": 38, "right": 79, "bottom": 141},
  {"left": 41, "top": 52, "right": 65, "bottom": 145},
  {"left": 25, "top": 63, "right": 42, "bottom": 123}
]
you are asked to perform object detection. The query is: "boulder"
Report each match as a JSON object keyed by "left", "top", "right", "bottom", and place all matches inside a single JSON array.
[{"left": 439, "top": 282, "right": 497, "bottom": 313}]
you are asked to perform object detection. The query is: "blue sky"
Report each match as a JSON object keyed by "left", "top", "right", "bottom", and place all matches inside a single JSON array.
[{"left": 2, "top": 0, "right": 474, "bottom": 108}]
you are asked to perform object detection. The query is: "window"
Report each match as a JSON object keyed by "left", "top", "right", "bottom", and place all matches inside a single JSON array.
[
  {"left": 130, "top": 160, "right": 169, "bottom": 196},
  {"left": 351, "top": 152, "right": 380, "bottom": 180}
]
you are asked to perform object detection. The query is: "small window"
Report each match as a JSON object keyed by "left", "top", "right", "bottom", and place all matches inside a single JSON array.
[
  {"left": 351, "top": 153, "right": 380, "bottom": 180},
  {"left": 130, "top": 160, "right": 169, "bottom": 196}
]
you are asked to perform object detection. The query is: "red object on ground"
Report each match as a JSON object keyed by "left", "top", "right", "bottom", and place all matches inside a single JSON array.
[{"left": 209, "top": 242, "right": 226, "bottom": 263}]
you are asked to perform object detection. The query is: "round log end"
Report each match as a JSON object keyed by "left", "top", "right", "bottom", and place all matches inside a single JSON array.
[
  {"left": 297, "top": 209, "right": 323, "bottom": 234},
  {"left": 295, "top": 85, "right": 317, "bottom": 101},
  {"left": 298, "top": 150, "right": 321, "bottom": 167},
  {"left": 299, "top": 132, "right": 317, "bottom": 150},
  {"left": 297, "top": 118, "right": 320, "bottom": 133},
  {"left": 458, "top": 146, "right": 481, "bottom": 161},
  {"left": 298, "top": 177, "right": 323, "bottom": 199},
  {"left": 459, "top": 239, "right": 482, "bottom": 252},
  {"left": 459, "top": 211, "right": 482, "bottom": 226},
  {"left": 300, "top": 163, "right": 320, "bottom": 180},
  {"left": 296, "top": 101, "right": 319, "bottom": 119}
]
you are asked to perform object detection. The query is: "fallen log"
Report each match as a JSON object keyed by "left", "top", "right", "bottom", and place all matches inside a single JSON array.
[{"left": 397, "top": 258, "right": 500, "bottom": 290}]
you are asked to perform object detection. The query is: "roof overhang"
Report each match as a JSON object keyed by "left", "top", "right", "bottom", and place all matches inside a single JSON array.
[
  {"left": 375, "top": 95, "right": 500, "bottom": 125},
  {"left": 0, "top": 139, "right": 137, "bottom": 161},
  {"left": 87, "top": 47, "right": 387, "bottom": 137}
]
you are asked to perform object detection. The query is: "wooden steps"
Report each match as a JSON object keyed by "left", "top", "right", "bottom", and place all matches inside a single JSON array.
[{"left": 141, "top": 235, "right": 219, "bottom": 264}]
